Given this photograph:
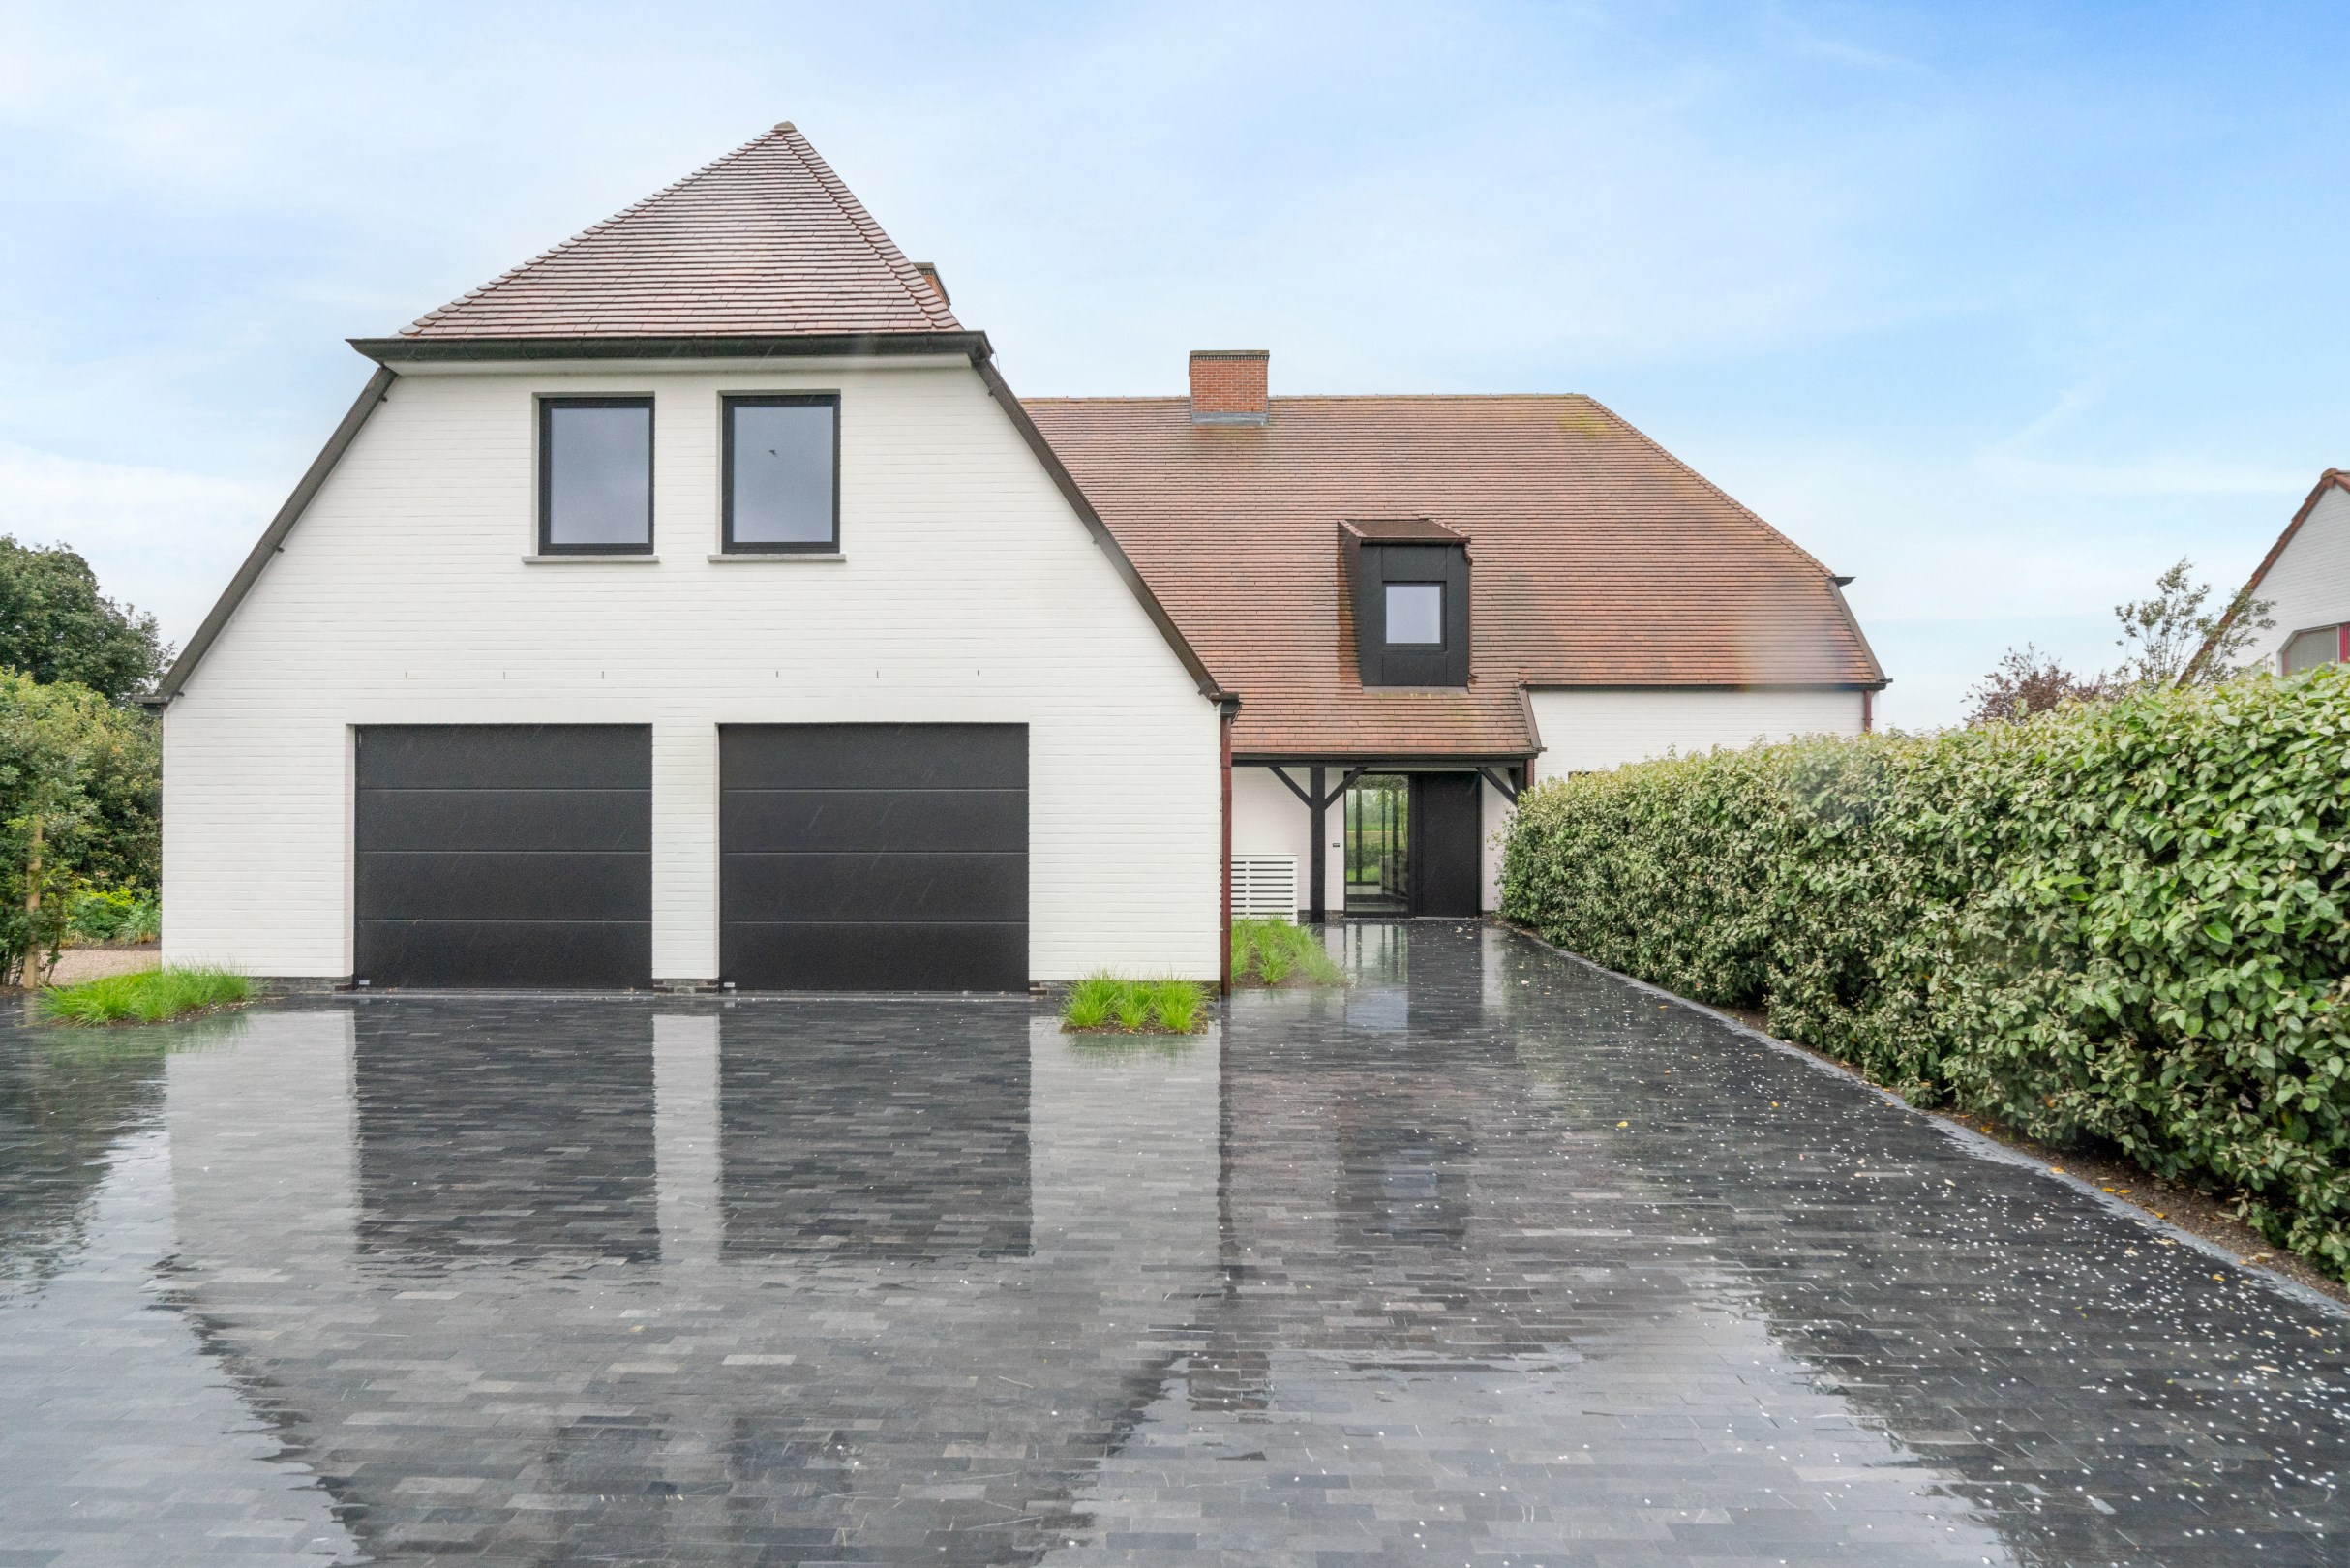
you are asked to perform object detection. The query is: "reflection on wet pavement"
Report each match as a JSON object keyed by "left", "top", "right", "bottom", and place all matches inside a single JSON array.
[{"left": 0, "top": 923, "right": 2342, "bottom": 1565}]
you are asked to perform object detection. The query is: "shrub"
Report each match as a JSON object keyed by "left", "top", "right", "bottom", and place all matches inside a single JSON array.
[
  {"left": 1230, "top": 918, "right": 1345, "bottom": 988},
  {"left": 43, "top": 966, "right": 252, "bottom": 1026},
  {"left": 66, "top": 885, "right": 159, "bottom": 945},
  {"left": 1501, "top": 667, "right": 2350, "bottom": 1282},
  {"left": 1060, "top": 974, "right": 1210, "bottom": 1035}
]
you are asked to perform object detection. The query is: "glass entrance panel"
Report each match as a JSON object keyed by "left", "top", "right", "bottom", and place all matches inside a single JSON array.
[{"left": 1343, "top": 774, "right": 1411, "bottom": 915}]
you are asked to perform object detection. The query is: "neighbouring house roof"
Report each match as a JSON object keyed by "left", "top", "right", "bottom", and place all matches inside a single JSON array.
[
  {"left": 387, "top": 123, "right": 960, "bottom": 345},
  {"left": 1024, "top": 394, "right": 1885, "bottom": 760},
  {"left": 2191, "top": 467, "right": 2350, "bottom": 678}
]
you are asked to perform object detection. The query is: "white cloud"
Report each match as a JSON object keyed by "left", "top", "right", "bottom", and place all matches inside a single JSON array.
[{"left": 0, "top": 442, "right": 275, "bottom": 648}]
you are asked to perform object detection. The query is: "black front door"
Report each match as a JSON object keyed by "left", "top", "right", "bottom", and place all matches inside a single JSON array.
[
  {"left": 1411, "top": 773, "right": 1483, "bottom": 918},
  {"left": 719, "top": 723, "right": 1029, "bottom": 990}
]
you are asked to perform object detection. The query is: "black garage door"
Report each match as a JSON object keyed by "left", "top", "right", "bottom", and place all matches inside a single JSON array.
[
  {"left": 355, "top": 725, "right": 651, "bottom": 988},
  {"left": 720, "top": 724, "right": 1027, "bottom": 990}
]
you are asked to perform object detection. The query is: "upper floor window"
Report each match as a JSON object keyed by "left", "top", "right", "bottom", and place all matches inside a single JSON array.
[
  {"left": 1385, "top": 583, "right": 1445, "bottom": 646},
  {"left": 2282, "top": 624, "right": 2346, "bottom": 675},
  {"left": 1342, "top": 518, "right": 1470, "bottom": 687},
  {"left": 725, "top": 394, "right": 838, "bottom": 552},
  {"left": 540, "top": 397, "right": 653, "bottom": 554}
]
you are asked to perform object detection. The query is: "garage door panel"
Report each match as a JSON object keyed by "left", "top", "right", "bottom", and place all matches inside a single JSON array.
[
  {"left": 723, "top": 852, "right": 1026, "bottom": 922},
  {"left": 719, "top": 725, "right": 1027, "bottom": 990},
  {"left": 358, "top": 790, "right": 650, "bottom": 853},
  {"left": 358, "top": 726, "right": 650, "bottom": 790},
  {"left": 720, "top": 922, "right": 1027, "bottom": 992},
  {"left": 720, "top": 790, "right": 1025, "bottom": 853},
  {"left": 358, "top": 850, "right": 651, "bottom": 921},
  {"left": 354, "top": 725, "right": 651, "bottom": 988},
  {"left": 719, "top": 724, "right": 1026, "bottom": 791},
  {"left": 356, "top": 920, "right": 652, "bottom": 990}
]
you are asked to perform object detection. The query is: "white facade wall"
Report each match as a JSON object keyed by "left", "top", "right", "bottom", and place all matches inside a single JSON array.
[
  {"left": 161, "top": 356, "right": 1221, "bottom": 982},
  {"left": 1526, "top": 687, "right": 1866, "bottom": 779},
  {"left": 2245, "top": 486, "right": 2350, "bottom": 672}
]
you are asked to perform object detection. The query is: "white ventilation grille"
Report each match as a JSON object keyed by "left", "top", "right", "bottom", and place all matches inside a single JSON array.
[{"left": 1231, "top": 856, "right": 1299, "bottom": 920}]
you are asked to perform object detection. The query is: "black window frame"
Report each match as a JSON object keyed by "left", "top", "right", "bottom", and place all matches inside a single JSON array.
[
  {"left": 1383, "top": 581, "right": 1447, "bottom": 647},
  {"left": 537, "top": 395, "right": 656, "bottom": 556},
  {"left": 722, "top": 392, "right": 842, "bottom": 554}
]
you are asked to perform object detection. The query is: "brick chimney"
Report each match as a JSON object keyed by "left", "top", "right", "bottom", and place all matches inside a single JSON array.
[
  {"left": 911, "top": 262, "right": 949, "bottom": 308},
  {"left": 1189, "top": 349, "right": 1269, "bottom": 425}
]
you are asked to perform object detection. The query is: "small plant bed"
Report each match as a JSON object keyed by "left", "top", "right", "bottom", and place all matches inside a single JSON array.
[
  {"left": 42, "top": 966, "right": 255, "bottom": 1027},
  {"left": 1061, "top": 975, "right": 1209, "bottom": 1036},
  {"left": 1230, "top": 918, "right": 1347, "bottom": 988}
]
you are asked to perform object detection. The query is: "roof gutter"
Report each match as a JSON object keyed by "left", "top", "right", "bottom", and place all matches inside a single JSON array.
[
  {"left": 967, "top": 348, "right": 1229, "bottom": 703},
  {"left": 146, "top": 365, "right": 398, "bottom": 707},
  {"left": 350, "top": 331, "right": 993, "bottom": 365}
]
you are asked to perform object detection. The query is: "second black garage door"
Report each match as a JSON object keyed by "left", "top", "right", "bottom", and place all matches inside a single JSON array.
[
  {"left": 355, "top": 725, "right": 651, "bottom": 989},
  {"left": 720, "top": 724, "right": 1028, "bottom": 990}
]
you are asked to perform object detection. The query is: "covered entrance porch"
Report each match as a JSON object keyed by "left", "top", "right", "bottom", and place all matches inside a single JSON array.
[{"left": 1232, "top": 758, "right": 1530, "bottom": 921}]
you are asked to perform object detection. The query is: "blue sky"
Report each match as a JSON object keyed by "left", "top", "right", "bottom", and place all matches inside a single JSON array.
[{"left": 2, "top": 1, "right": 2344, "bottom": 726}]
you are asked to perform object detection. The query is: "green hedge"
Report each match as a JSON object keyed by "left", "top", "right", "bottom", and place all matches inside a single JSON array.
[{"left": 1500, "top": 668, "right": 2350, "bottom": 1281}]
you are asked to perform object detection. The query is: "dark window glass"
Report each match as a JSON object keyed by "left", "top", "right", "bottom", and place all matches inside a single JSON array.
[
  {"left": 541, "top": 399, "right": 652, "bottom": 552},
  {"left": 726, "top": 396, "right": 837, "bottom": 550},
  {"left": 1385, "top": 583, "right": 1444, "bottom": 646},
  {"left": 2283, "top": 625, "right": 2341, "bottom": 675}
]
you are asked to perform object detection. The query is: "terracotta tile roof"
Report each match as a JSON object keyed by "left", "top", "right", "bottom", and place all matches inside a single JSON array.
[
  {"left": 1023, "top": 394, "right": 1885, "bottom": 760},
  {"left": 399, "top": 124, "right": 959, "bottom": 341}
]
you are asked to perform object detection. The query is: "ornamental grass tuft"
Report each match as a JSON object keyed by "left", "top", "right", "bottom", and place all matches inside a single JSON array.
[
  {"left": 42, "top": 966, "right": 253, "bottom": 1026},
  {"left": 1230, "top": 918, "right": 1346, "bottom": 988},
  {"left": 1061, "top": 974, "right": 1210, "bottom": 1036},
  {"left": 1501, "top": 664, "right": 2350, "bottom": 1283}
]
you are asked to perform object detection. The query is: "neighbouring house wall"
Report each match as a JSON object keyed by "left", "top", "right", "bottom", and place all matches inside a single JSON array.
[
  {"left": 2244, "top": 486, "right": 2350, "bottom": 672},
  {"left": 1526, "top": 687, "right": 1866, "bottom": 781},
  {"left": 162, "top": 356, "right": 1221, "bottom": 982}
]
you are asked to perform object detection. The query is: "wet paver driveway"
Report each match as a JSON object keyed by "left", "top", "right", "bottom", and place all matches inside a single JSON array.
[{"left": 2, "top": 921, "right": 2345, "bottom": 1566}]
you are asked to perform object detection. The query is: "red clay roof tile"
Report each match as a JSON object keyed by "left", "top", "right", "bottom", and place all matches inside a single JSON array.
[
  {"left": 1024, "top": 394, "right": 1885, "bottom": 759},
  {"left": 400, "top": 124, "right": 958, "bottom": 341}
]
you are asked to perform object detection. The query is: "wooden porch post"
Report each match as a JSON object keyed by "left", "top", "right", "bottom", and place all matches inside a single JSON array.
[{"left": 1309, "top": 765, "right": 1326, "bottom": 923}]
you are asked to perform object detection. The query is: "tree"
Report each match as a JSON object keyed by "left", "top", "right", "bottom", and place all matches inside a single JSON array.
[
  {"left": 1966, "top": 644, "right": 2111, "bottom": 725},
  {"left": 2113, "top": 557, "right": 2273, "bottom": 690},
  {"left": 0, "top": 670, "right": 158, "bottom": 983},
  {"left": 0, "top": 537, "right": 169, "bottom": 701}
]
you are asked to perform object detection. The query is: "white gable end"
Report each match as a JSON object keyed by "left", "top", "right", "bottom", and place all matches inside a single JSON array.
[
  {"left": 2245, "top": 482, "right": 2350, "bottom": 673},
  {"left": 163, "top": 355, "right": 1221, "bottom": 982}
]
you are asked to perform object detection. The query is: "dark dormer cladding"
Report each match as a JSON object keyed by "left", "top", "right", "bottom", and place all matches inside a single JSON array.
[{"left": 1342, "top": 518, "right": 1471, "bottom": 687}]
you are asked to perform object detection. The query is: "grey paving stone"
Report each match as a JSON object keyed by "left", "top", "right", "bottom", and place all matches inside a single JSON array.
[{"left": 0, "top": 923, "right": 2342, "bottom": 1565}]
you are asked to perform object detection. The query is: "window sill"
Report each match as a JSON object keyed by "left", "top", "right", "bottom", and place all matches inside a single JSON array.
[
  {"left": 707, "top": 553, "right": 846, "bottom": 563},
  {"left": 523, "top": 554, "right": 658, "bottom": 564}
]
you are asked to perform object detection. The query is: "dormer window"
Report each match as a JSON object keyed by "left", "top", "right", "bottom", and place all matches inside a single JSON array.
[
  {"left": 1385, "top": 583, "right": 1445, "bottom": 646},
  {"left": 1342, "top": 518, "right": 1470, "bottom": 687}
]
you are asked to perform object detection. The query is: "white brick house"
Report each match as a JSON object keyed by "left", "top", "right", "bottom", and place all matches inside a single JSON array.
[
  {"left": 153, "top": 122, "right": 1885, "bottom": 989},
  {"left": 153, "top": 126, "right": 1227, "bottom": 990}
]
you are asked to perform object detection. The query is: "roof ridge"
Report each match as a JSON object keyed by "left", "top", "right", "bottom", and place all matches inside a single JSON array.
[
  {"left": 770, "top": 123, "right": 957, "bottom": 330},
  {"left": 404, "top": 125, "right": 788, "bottom": 337},
  {"left": 1021, "top": 392, "right": 1606, "bottom": 404}
]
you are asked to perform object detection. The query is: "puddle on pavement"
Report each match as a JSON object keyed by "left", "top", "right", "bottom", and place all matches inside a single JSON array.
[{"left": 1, "top": 924, "right": 2342, "bottom": 1565}]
